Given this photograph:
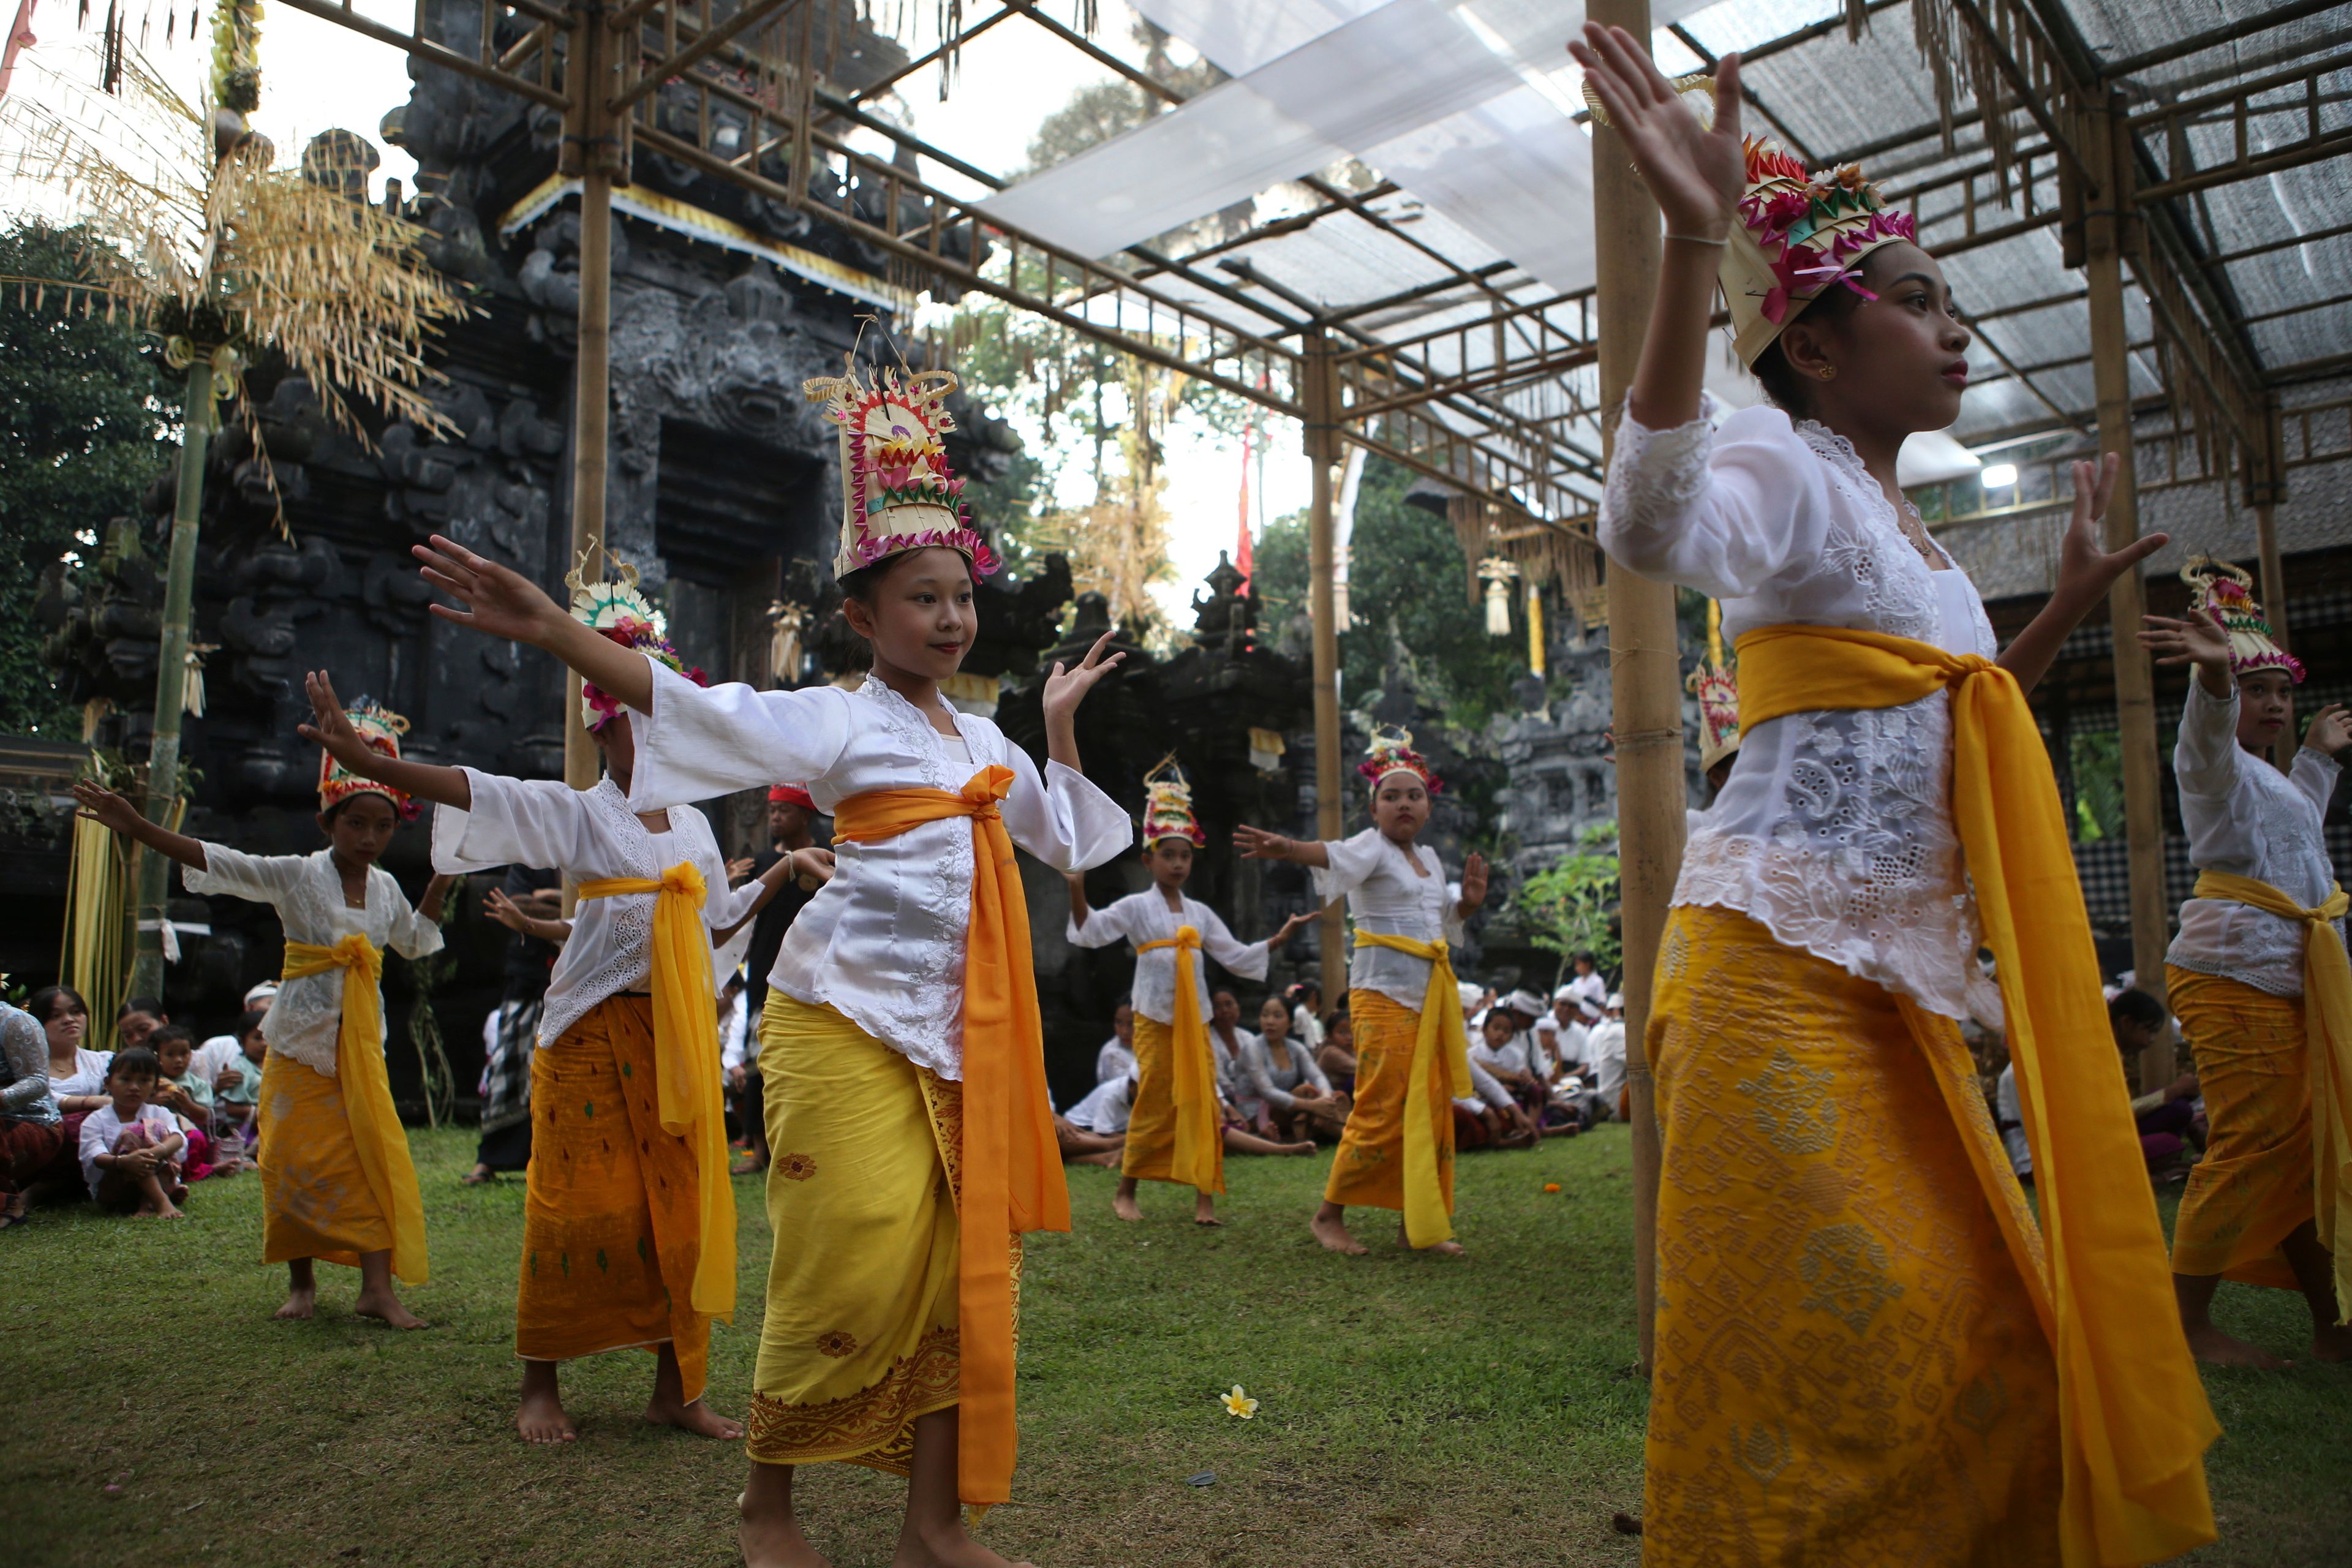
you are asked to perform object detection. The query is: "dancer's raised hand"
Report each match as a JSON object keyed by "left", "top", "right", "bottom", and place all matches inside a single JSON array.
[
  {"left": 71, "top": 779, "right": 144, "bottom": 835},
  {"left": 2304, "top": 703, "right": 2352, "bottom": 758},
  {"left": 2054, "top": 454, "right": 2164, "bottom": 609},
  {"left": 296, "top": 671, "right": 381, "bottom": 777},
  {"left": 1567, "top": 23, "right": 1743, "bottom": 239},
  {"left": 2138, "top": 606, "right": 2231, "bottom": 673},
  {"left": 414, "top": 534, "right": 566, "bottom": 645},
  {"left": 1041, "top": 631, "right": 1125, "bottom": 725},
  {"left": 1458, "top": 851, "right": 1490, "bottom": 916}
]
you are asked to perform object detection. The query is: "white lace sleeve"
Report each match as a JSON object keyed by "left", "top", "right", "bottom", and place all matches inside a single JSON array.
[
  {"left": 2172, "top": 681, "right": 2242, "bottom": 802},
  {"left": 1597, "top": 404, "right": 1830, "bottom": 600},
  {"left": 2290, "top": 745, "right": 2342, "bottom": 820},
  {"left": 1066, "top": 891, "right": 1138, "bottom": 949},
  {"left": 1310, "top": 828, "right": 1384, "bottom": 905},
  {"left": 998, "top": 744, "right": 1134, "bottom": 874},
  {"left": 380, "top": 876, "right": 445, "bottom": 960},
  {"left": 1197, "top": 905, "right": 1270, "bottom": 982},
  {"left": 181, "top": 844, "right": 308, "bottom": 904},
  {"left": 628, "top": 662, "right": 854, "bottom": 811}
]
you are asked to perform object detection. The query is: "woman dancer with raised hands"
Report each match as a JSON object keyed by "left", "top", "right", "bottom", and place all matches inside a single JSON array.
[
  {"left": 1570, "top": 21, "right": 2214, "bottom": 1565},
  {"left": 301, "top": 562, "right": 813, "bottom": 1448},
  {"left": 1066, "top": 756, "right": 1311, "bottom": 1227},
  {"left": 2143, "top": 566, "right": 2352, "bottom": 1368},
  {"left": 415, "top": 356, "right": 1130, "bottom": 1568},
  {"left": 72, "top": 703, "right": 451, "bottom": 1328},
  {"left": 1235, "top": 727, "right": 1495, "bottom": 1257}
]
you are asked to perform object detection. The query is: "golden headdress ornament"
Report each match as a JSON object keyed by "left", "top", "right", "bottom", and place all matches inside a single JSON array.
[
  {"left": 804, "top": 341, "right": 997, "bottom": 582},
  {"left": 1140, "top": 752, "right": 1206, "bottom": 847},
  {"left": 317, "top": 698, "right": 415, "bottom": 819},
  {"left": 2180, "top": 556, "right": 2303, "bottom": 682},
  {"left": 1360, "top": 723, "right": 1441, "bottom": 794},
  {"left": 564, "top": 552, "right": 705, "bottom": 729}
]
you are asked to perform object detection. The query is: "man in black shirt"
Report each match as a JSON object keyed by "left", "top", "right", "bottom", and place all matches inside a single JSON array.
[
  {"left": 466, "top": 864, "right": 562, "bottom": 1184},
  {"left": 732, "top": 785, "right": 824, "bottom": 1172}
]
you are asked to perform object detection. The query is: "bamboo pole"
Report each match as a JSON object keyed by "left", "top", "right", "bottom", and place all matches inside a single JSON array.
[
  {"left": 128, "top": 359, "right": 217, "bottom": 1005},
  {"left": 2252, "top": 403, "right": 2291, "bottom": 769},
  {"left": 1589, "top": 0, "right": 1678, "bottom": 1374},
  {"left": 1303, "top": 326, "right": 1346, "bottom": 1007},
  {"left": 2085, "top": 88, "right": 2173, "bottom": 1086}
]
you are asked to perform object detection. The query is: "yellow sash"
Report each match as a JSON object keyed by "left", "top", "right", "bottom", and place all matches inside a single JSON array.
[
  {"left": 2192, "top": 870, "right": 2352, "bottom": 1324},
  {"left": 1348, "top": 929, "right": 1474, "bottom": 1248},
  {"left": 831, "top": 764, "right": 1068, "bottom": 1508},
  {"left": 574, "top": 861, "right": 737, "bottom": 1320},
  {"left": 1738, "top": 623, "right": 2217, "bottom": 1565},
  {"left": 1135, "top": 926, "right": 1222, "bottom": 1193},
  {"left": 279, "top": 935, "right": 429, "bottom": 1284}
]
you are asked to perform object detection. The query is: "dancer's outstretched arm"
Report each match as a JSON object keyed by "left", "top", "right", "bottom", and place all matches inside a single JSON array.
[
  {"left": 73, "top": 782, "right": 207, "bottom": 872},
  {"left": 1233, "top": 824, "right": 1330, "bottom": 870},
  {"left": 414, "top": 534, "right": 653, "bottom": 712},
  {"left": 298, "top": 670, "right": 472, "bottom": 810}
]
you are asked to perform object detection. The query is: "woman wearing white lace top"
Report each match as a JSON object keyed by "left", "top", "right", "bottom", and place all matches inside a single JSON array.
[
  {"left": 74, "top": 705, "right": 453, "bottom": 1331},
  {"left": 1572, "top": 23, "right": 2212, "bottom": 1566},
  {"left": 413, "top": 352, "right": 1132, "bottom": 1559},
  {"left": 2143, "top": 572, "right": 2352, "bottom": 1368},
  {"left": 1237, "top": 727, "right": 1496, "bottom": 1257}
]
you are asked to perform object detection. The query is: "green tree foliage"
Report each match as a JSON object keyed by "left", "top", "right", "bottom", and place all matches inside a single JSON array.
[
  {"left": 1513, "top": 821, "right": 1621, "bottom": 987},
  {"left": 0, "top": 224, "right": 178, "bottom": 738},
  {"left": 2070, "top": 728, "right": 2125, "bottom": 843},
  {"left": 1340, "top": 458, "right": 1525, "bottom": 728}
]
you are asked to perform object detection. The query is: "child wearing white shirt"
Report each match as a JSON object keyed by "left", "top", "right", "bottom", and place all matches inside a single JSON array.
[{"left": 79, "top": 1049, "right": 187, "bottom": 1216}]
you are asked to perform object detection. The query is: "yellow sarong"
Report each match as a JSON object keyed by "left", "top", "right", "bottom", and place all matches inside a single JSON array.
[
  {"left": 831, "top": 765, "right": 1066, "bottom": 1508},
  {"left": 1330, "top": 932, "right": 1473, "bottom": 1248},
  {"left": 515, "top": 995, "right": 713, "bottom": 1402},
  {"left": 1737, "top": 624, "right": 2216, "bottom": 1564},
  {"left": 574, "top": 862, "right": 736, "bottom": 1320},
  {"left": 745, "top": 992, "right": 967, "bottom": 1477},
  {"left": 1324, "top": 990, "right": 1455, "bottom": 1220},
  {"left": 2166, "top": 967, "right": 2310, "bottom": 1292},
  {"left": 271, "top": 935, "right": 427, "bottom": 1284},
  {"left": 255, "top": 1050, "right": 391, "bottom": 1268},
  {"left": 1123, "top": 928, "right": 1223, "bottom": 1194},
  {"left": 2181, "top": 872, "right": 2352, "bottom": 1322},
  {"left": 1646, "top": 903, "right": 2062, "bottom": 1564}
]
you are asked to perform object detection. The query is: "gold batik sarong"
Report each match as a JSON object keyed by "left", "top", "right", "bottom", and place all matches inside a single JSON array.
[
  {"left": 1322, "top": 990, "right": 1453, "bottom": 1220},
  {"left": 257, "top": 1049, "right": 394, "bottom": 1268},
  {"left": 2166, "top": 967, "right": 2310, "bottom": 1292},
  {"left": 1645, "top": 903, "right": 2062, "bottom": 1566},
  {"left": 1120, "top": 1011, "right": 1224, "bottom": 1193},
  {"left": 514, "top": 995, "right": 712, "bottom": 1402},
  {"left": 745, "top": 991, "right": 987, "bottom": 1478}
]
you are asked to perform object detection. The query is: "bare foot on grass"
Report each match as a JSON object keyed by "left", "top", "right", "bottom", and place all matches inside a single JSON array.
[
  {"left": 1280, "top": 1139, "right": 1316, "bottom": 1156},
  {"left": 1310, "top": 1211, "right": 1367, "bottom": 1255},
  {"left": 1112, "top": 1188, "right": 1141, "bottom": 1222},
  {"left": 1398, "top": 1224, "right": 1464, "bottom": 1256},
  {"left": 517, "top": 1382, "right": 577, "bottom": 1444},
  {"left": 355, "top": 1287, "right": 428, "bottom": 1330},
  {"left": 2185, "top": 1323, "right": 2288, "bottom": 1368},
  {"left": 892, "top": 1518, "right": 1035, "bottom": 1568},
  {"left": 273, "top": 1285, "right": 317, "bottom": 1321},
  {"left": 2312, "top": 1322, "right": 2352, "bottom": 1363},
  {"left": 739, "top": 1490, "right": 831, "bottom": 1568},
  {"left": 647, "top": 1395, "right": 744, "bottom": 1440}
]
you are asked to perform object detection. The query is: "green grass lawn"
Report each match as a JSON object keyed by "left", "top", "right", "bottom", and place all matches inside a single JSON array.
[{"left": 10, "top": 1126, "right": 2346, "bottom": 1567}]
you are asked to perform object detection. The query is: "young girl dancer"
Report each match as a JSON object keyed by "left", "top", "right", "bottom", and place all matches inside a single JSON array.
[
  {"left": 1572, "top": 24, "right": 2215, "bottom": 1562},
  {"left": 413, "top": 355, "right": 1129, "bottom": 1568},
  {"left": 1066, "top": 756, "right": 1310, "bottom": 1226},
  {"left": 300, "top": 562, "right": 814, "bottom": 1444},
  {"left": 1235, "top": 726, "right": 1496, "bottom": 1256},
  {"left": 73, "top": 703, "right": 451, "bottom": 1327},
  {"left": 2143, "top": 562, "right": 2352, "bottom": 1366}
]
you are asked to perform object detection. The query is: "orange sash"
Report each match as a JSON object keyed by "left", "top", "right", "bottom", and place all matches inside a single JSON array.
[
  {"left": 831, "top": 763, "right": 1069, "bottom": 1507},
  {"left": 1134, "top": 926, "right": 1222, "bottom": 1193}
]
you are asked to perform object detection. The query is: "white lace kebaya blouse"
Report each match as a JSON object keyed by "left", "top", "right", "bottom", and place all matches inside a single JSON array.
[
  {"left": 1066, "top": 891, "right": 1271, "bottom": 1027},
  {"left": 2166, "top": 680, "right": 2343, "bottom": 997},
  {"left": 1599, "top": 402, "right": 2002, "bottom": 1023},
  {"left": 624, "top": 663, "right": 1133, "bottom": 1080},
  {"left": 1311, "top": 827, "right": 1468, "bottom": 1012},
  {"left": 431, "top": 771, "right": 765, "bottom": 1047},
  {"left": 181, "top": 846, "right": 445, "bottom": 1077}
]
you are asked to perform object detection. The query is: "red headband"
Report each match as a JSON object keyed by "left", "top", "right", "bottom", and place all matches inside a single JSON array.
[{"left": 768, "top": 785, "right": 816, "bottom": 810}]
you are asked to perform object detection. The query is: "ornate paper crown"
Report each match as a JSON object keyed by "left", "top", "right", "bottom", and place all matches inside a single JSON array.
[
  {"left": 317, "top": 698, "right": 418, "bottom": 820},
  {"left": 565, "top": 552, "right": 706, "bottom": 730},
  {"left": 1140, "top": 753, "right": 1207, "bottom": 847},
  {"left": 2181, "top": 556, "right": 2304, "bottom": 682},
  {"left": 1688, "top": 660, "right": 1742, "bottom": 772},
  {"left": 1359, "top": 723, "right": 1442, "bottom": 794},
  {"left": 804, "top": 356, "right": 998, "bottom": 582},
  {"left": 1725, "top": 137, "right": 1918, "bottom": 368}
]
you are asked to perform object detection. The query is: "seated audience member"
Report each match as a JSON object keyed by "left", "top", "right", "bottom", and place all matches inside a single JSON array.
[
  {"left": 2111, "top": 987, "right": 2201, "bottom": 1176},
  {"left": 79, "top": 1047, "right": 187, "bottom": 1218},
  {"left": 1583, "top": 993, "right": 1630, "bottom": 1122},
  {"left": 1244, "top": 995, "right": 1348, "bottom": 1142},
  {"left": 1098, "top": 1001, "right": 1138, "bottom": 1084},
  {"left": 1057, "top": 1071, "right": 1133, "bottom": 1167},
  {"left": 1, "top": 998, "right": 64, "bottom": 1231},
  {"left": 1540, "top": 986, "right": 1591, "bottom": 1073},
  {"left": 1563, "top": 952, "right": 1608, "bottom": 1022},
  {"left": 1316, "top": 1006, "right": 1356, "bottom": 1093},
  {"left": 146, "top": 1025, "right": 235, "bottom": 1182},
  {"left": 1287, "top": 982, "right": 1325, "bottom": 1054},
  {"left": 114, "top": 997, "right": 169, "bottom": 1054},
  {"left": 29, "top": 984, "right": 107, "bottom": 1199},
  {"left": 1452, "top": 1043, "right": 1537, "bottom": 1152},
  {"left": 1472, "top": 1000, "right": 1546, "bottom": 1107},
  {"left": 210, "top": 1010, "right": 268, "bottom": 1142},
  {"left": 191, "top": 982, "right": 275, "bottom": 1088},
  {"left": 1207, "top": 990, "right": 1271, "bottom": 1134}
]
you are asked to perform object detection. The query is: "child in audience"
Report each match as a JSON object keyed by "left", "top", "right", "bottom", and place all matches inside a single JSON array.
[
  {"left": 148, "top": 1025, "right": 235, "bottom": 1181},
  {"left": 80, "top": 1047, "right": 187, "bottom": 1217},
  {"left": 212, "top": 1011, "right": 268, "bottom": 1144}
]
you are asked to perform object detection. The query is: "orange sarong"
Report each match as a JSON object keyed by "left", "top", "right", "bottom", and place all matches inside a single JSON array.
[
  {"left": 1736, "top": 624, "right": 2216, "bottom": 1565},
  {"left": 514, "top": 995, "right": 713, "bottom": 1402},
  {"left": 1323, "top": 990, "right": 1457, "bottom": 1225},
  {"left": 2167, "top": 967, "right": 2311, "bottom": 1293},
  {"left": 1120, "top": 935, "right": 1223, "bottom": 1194},
  {"left": 831, "top": 764, "right": 1068, "bottom": 1509}
]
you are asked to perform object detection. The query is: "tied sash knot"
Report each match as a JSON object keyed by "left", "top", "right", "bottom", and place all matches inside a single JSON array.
[
  {"left": 575, "top": 859, "right": 738, "bottom": 1319},
  {"left": 1736, "top": 622, "right": 2218, "bottom": 1566},
  {"left": 831, "top": 763, "right": 1069, "bottom": 1508},
  {"left": 1136, "top": 925, "right": 1221, "bottom": 1193},
  {"left": 279, "top": 932, "right": 429, "bottom": 1284},
  {"left": 1347, "top": 929, "right": 1474, "bottom": 1248}
]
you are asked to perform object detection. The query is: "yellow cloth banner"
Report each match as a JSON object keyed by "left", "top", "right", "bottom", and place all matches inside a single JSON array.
[
  {"left": 1348, "top": 930, "right": 1474, "bottom": 1248},
  {"left": 1135, "top": 927, "right": 1222, "bottom": 1193},
  {"left": 2190, "top": 870, "right": 2352, "bottom": 1324},
  {"left": 279, "top": 935, "right": 429, "bottom": 1285},
  {"left": 832, "top": 764, "right": 1069, "bottom": 1508},
  {"left": 574, "top": 862, "right": 737, "bottom": 1321},
  {"left": 1736, "top": 623, "right": 2216, "bottom": 1566}
]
